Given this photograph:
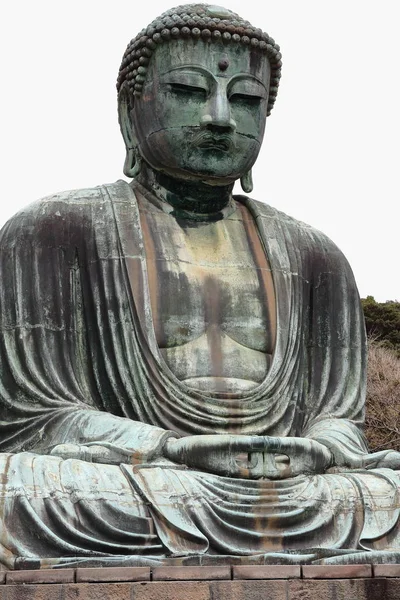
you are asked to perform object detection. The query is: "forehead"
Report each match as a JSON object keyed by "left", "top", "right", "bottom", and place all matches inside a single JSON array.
[{"left": 146, "top": 39, "right": 271, "bottom": 84}]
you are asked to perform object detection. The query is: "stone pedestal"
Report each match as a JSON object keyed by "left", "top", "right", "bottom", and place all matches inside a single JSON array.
[{"left": 2, "top": 565, "right": 400, "bottom": 600}]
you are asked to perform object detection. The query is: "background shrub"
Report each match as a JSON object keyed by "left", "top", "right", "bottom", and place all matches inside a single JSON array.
[
  {"left": 365, "top": 340, "right": 400, "bottom": 451},
  {"left": 362, "top": 296, "right": 400, "bottom": 357}
]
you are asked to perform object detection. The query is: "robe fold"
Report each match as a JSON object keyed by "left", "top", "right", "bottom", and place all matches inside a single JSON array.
[{"left": 0, "top": 179, "right": 399, "bottom": 567}]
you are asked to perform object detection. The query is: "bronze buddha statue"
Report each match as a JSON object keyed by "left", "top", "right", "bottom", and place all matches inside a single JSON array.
[{"left": 0, "top": 3, "right": 400, "bottom": 569}]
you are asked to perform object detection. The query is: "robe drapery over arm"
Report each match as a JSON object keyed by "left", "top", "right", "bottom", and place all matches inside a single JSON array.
[
  {"left": 0, "top": 180, "right": 369, "bottom": 459},
  {"left": 0, "top": 182, "right": 177, "bottom": 459}
]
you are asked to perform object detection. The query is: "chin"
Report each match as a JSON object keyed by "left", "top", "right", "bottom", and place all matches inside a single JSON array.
[
  {"left": 164, "top": 166, "right": 240, "bottom": 186},
  {"left": 169, "top": 157, "right": 252, "bottom": 183}
]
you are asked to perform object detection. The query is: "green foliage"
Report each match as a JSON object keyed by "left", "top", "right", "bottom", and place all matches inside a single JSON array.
[{"left": 362, "top": 296, "right": 400, "bottom": 357}]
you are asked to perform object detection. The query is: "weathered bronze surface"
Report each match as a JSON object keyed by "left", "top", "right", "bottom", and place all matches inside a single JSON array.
[{"left": 1, "top": 3, "right": 400, "bottom": 569}]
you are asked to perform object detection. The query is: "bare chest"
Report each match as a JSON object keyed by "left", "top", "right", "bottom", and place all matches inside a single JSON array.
[{"left": 138, "top": 196, "right": 276, "bottom": 389}]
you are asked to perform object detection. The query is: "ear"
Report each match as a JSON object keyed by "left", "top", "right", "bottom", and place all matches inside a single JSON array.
[
  {"left": 118, "top": 83, "right": 137, "bottom": 151},
  {"left": 118, "top": 84, "right": 142, "bottom": 178}
]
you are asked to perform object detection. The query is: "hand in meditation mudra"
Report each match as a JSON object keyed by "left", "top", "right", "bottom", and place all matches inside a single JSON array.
[{"left": 1, "top": 3, "right": 400, "bottom": 569}]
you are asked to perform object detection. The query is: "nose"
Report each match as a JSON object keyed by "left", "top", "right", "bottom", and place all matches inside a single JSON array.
[{"left": 200, "top": 93, "right": 237, "bottom": 132}]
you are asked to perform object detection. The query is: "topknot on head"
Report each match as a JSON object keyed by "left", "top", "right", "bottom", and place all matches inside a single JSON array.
[{"left": 117, "top": 3, "right": 282, "bottom": 116}]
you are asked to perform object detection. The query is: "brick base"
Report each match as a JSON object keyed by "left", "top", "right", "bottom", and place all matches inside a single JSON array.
[
  {"left": 2, "top": 566, "right": 400, "bottom": 600},
  {"left": 0, "top": 578, "right": 400, "bottom": 600}
]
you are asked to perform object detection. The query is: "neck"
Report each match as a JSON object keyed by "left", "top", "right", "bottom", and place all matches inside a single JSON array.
[{"left": 136, "top": 164, "right": 235, "bottom": 221}]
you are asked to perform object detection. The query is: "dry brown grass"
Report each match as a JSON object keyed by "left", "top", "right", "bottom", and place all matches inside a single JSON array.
[{"left": 365, "top": 340, "right": 400, "bottom": 451}]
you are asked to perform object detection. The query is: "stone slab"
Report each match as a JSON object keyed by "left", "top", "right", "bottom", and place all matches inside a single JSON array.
[
  {"left": 209, "top": 580, "right": 288, "bottom": 600},
  {"left": 302, "top": 564, "right": 372, "bottom": 579},
  {"left": 63, "top": 583, "right": 134, "bottom": 600},
  {"left": 6, "top": 568, "right": 75, "bottom": 585},
  {"left": 0, "top": 585, "right": 64, "bottom": 600},
  {"left": 152, "top": 566, "right": 231, "bottom": 580},
  {"left": 374, "top": 564, "right": 400, "bottom": 578},
  {"left": 76, "top": 566, "right": 150, "bottom": 582},
  {"left": 131, "top": 581, "right": 213, "bottom": 600},
  {"left": 233, "top": 564, "right": 300, "bottom": 579},
  {"left": 289, "top": 578, "right": 400, "bottom": 600}
]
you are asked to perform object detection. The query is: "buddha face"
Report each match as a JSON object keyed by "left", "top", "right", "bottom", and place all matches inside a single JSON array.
[{"left": 130, "top": 39, "right": 271, "bottom": 185}]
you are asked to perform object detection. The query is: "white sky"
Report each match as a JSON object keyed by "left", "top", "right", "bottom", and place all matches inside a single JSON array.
[{"left": 1, "top": 0, "right": 399, "bottom": 301}]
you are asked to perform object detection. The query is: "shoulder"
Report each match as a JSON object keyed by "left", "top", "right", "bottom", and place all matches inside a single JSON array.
[
  {"left": 3, "top": 183, "right": 108, "bottom": 226},
  {"left": 239, "top": 195, "right": 345, "bottom": 254},
  {"left": 237, "top": 194, "right": 327, "bottom": 239},
  {"left": 0, "top": 180, "right": 131, "bottom": 249},
  {"left": 237, "top": 194, "right": 354, "bottom": 276}
]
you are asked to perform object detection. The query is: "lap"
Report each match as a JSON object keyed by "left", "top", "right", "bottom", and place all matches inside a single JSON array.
[
  {"left": 0, "top": 452, "right": 148, "bottom": 513},
  {"left": 1, "top": 453, "right": 400, "bottom": 562}
]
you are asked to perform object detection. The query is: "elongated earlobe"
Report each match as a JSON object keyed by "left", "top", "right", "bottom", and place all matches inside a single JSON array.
[
  {"left": 240, "top": 170, "right": 253, "bottom": 194},
  {"left": 123, "top": 147, "right": 142, "bottom": 178},
  {"left": 118, "top": 83, "right": 142, "bottom": 179}
]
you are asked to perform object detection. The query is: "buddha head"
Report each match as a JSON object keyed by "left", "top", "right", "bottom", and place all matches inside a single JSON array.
[{"left": 117, "top": 4, "right": 282, "bottom": 192}]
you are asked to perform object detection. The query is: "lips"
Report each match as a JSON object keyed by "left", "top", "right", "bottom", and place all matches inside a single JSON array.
[
  {"left": 192, "top": 131, "right": 234, "bottom": 152},
  {"left": 198, "top": 138, "right": 232, "bottom": 151}
]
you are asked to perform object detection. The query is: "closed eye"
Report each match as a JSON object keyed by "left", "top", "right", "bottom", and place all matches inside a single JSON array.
[
  {"left": 168, "top": 83, "right": 208, "bottom": 97},
  {"left": 229, "top": 93, "right": 263, "bottom": 106}
]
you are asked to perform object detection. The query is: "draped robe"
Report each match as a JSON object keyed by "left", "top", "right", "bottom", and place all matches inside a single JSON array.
[{"left": 0, "top": 179, "right": 400, "bottom": 568}]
